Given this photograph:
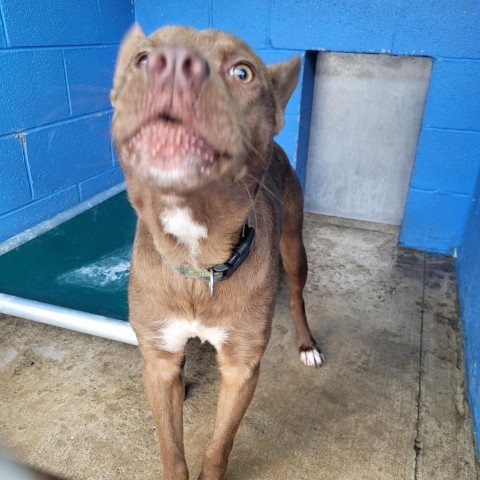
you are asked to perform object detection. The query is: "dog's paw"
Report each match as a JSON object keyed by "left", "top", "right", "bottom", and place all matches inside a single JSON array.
[{"left": 300, "top": 347, "right": 325, "bottom": 367}]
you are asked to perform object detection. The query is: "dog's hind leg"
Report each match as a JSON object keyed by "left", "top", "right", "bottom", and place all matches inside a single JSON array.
[{"left": 280, "top": 167, "right": 325, "bottom": 367}]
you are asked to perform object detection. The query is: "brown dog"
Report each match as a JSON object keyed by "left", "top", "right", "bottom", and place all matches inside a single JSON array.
[{"left": 111, "top": 24, "right": 324, "bottom": 480}]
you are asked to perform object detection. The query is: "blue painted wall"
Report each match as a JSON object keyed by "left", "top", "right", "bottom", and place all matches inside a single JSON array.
[
  {"left": 458, "top": 168, "right": 480, "bottom": 458},
  {"left": 0, "top": 0, "right": 133, "bottom": 242},
  {"left": 2, "top": 1, "right": 477, "bottom": 256},
  {"left": 136, "top": 0, "right": 480, "bottom": 256}
]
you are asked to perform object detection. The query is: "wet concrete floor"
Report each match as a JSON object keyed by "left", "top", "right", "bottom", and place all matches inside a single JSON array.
[{"left": 0, "top": 214, "right": 478, "bottom": 479}]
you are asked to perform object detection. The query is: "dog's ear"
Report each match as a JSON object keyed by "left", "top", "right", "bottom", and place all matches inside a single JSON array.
[
  {"left": 111, "top": 24, "right": 146, "bottom": 106},
  {"left": 268, "top": 56, "right": 301, "bottom": 134}
]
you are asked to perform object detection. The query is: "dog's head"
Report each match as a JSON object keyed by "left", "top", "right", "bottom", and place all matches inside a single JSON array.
[{"left": 111, "top": 25, "right": 300, "bottom": 194}]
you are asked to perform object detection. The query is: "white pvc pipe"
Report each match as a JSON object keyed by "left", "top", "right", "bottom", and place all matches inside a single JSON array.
[{"left": 0, "top": 293, "right": 137, "bottom": 346}]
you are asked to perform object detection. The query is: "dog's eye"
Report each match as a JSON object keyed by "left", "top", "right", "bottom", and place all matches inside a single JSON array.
[
  {"left": 229, "top": 63, "right": 254, "bottom": 83},
  {"left": 135, "top": 52, "right": 149, "bottom": 68}
]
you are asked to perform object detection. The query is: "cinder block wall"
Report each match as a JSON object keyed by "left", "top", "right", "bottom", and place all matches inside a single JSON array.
[
  {"left": 458, "top": 174, "right": 480, "bottom": 453},
  {"left": 135, "top": 0, "right": 480, "bottom": 257},
  {"left": 400, "top": 58, "right": 480, "bottom": 254},
  {"left": 0, "top": 0, "right": 133, "bottom": 242}
]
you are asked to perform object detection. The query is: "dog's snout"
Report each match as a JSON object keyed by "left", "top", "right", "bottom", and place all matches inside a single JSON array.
[
  {"left": 180, "top": 50, "right": 210, "bottom": 86},
  {"left": 147, "top": 47, "right": 209, "bottom": 95}
]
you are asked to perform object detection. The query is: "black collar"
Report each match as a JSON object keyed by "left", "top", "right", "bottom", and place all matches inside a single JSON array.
[{"left": 210, "top": 223, "right": 255, "bottom": 282}]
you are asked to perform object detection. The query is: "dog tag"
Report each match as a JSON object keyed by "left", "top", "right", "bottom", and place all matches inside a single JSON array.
[{"left": 209, "top": 268, "right": 216, "bottom": 296}]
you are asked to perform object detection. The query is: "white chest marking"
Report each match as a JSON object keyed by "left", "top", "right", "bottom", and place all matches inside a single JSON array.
[
  {"left": 157, "top": 320, "right": 228, "bottom": 353},
  {"left": 160, "top": 207, "right": 207, "bottom": 256}
]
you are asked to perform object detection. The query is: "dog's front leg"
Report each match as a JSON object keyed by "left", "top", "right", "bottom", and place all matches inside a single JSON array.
[
  {"left": 143, "top": 352, "right": 188, "bottom": 480},
  {"left": 199, "top": 351, "right": 262, "bottom": 480}
]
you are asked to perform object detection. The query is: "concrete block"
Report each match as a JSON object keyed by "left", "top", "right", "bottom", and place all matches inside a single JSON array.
[
  {"left": 458, "top": 246, "right": 480, "bottom": 325},
  {"left": 135, "top": 0, "right": 210, "bottom": 34},
  {"left": 399, "top": 189, "right": 471, "bottom": 254},
  {"left": 0, "top": 50, "right": 70, "bottom": 134},
  {"left": 26, "top": 115, "right": 113, "bottom": 198},
  {"left": 0, "top": 186, "right": 79, "bottom": 243},
  {"left": 79, "top": 167, "right": 124, "bottom": 201},
  {"left": 97, "top": 0, "right": 134, "bottom": 44},
  {"left": 212, "top": 0, "right": 268, "bottom": 48},
  {"left": 2, "top": 0, "right": 101, "bottom": 46},
  {"left": 423, "top": 59, "right": 480, "bottom": 131},
  {"left": 411, "top": 129, "right": 480, "bottom": 195},
  {"left": 392, "top": 1, "right": 480, "bottom": 58},
  {"left": 457, "top": 172, "right": 480, "bottom": 315},
  {"left": 270, "top": 0, "right": 395, "bottom": 52},
  {"left": 0, "top": 136, "right": 31, "bottom": 215},
  {"left": 457, "top": 186, "right": 480, "bottom": 458},
  {"left": 64, "top": 46, "right": 118, "bottom": 116}
]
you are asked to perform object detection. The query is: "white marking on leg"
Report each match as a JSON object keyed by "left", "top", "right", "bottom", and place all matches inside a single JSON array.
[
  {"left": 300, "top": 348, "right": 325, "bottom": 367},
  {"left": 160, "top": 207, "right": 207, "bottom": 256},
  {"left": 157, "top": 319, "right": 228, "bottom": 353}
]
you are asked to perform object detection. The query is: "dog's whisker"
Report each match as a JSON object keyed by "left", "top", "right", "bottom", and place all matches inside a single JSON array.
[
  {"left": 241, "top": 136, "right": 264, "bottom": 161},
  {"left": 240, "top": 139, "right": 296, "bottom": 213},
  {"left": 241, "top": 179, "right": 258, "bottom": 228},
  {"left": 245, "top": 172, "right": 296, "bottom": 214}
]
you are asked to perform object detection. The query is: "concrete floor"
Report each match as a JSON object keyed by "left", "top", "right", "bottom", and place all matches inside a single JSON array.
[{"left": 0, "top": 214, "right": 478, "bottom": 480}]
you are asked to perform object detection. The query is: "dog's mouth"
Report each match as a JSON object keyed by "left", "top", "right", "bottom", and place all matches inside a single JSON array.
[{"left": 126, "top": 115, "right": 224, "bottom": 179}]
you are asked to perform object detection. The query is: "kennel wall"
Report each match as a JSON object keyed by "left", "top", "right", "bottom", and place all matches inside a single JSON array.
[
  {"left": 0, "top": 0, "right": 479, "bottom": 457},
  {"left": 0, "top": 0, "right": 133, "bottom": 243}
]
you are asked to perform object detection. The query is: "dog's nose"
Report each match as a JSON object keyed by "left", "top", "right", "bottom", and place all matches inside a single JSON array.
[{"left": 147, "top": 47, "right": 209, "bottom": 95}]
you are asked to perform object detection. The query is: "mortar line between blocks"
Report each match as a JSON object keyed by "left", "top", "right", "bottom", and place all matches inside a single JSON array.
[
  {"left": 61, "top": 50, "right": 73, "bottom": 116},
  {"left": 2, "top": 44, "right": 119, "bottom": 52},
  {"left": 414, "top": 253, "right": 427, "bottom": 480},
  {"left": 0, "top": 109, "right": 112, "bottom": 139},
  {"left": 77, "top": 184, "right": 83, "bottom": 203},
  {"left": 267, "top": 0, "right": 272, "bottom": 47},
  {"left": 95, "top": 0, "right": 103, "bottom": 43},
  {"left": 208, "top": 0, "right": 213, "bottom": 28},
  {"left": 424, "top": 126, "right": 480, "bottom": 134},
  {"left": 19, "top": 137, "right": 35, "bottom": 199},
  {"left": 107, "top": 114, "right": 116, "bottom": 166},
  {"left": 389, "top": 0, "right": 402, "bottom": 53},
  {"left": 0, "top": 2, "right": 10, "bottom": 46}
]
